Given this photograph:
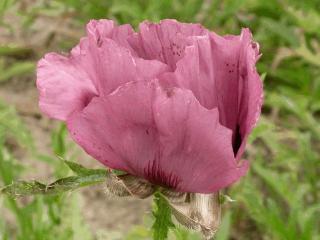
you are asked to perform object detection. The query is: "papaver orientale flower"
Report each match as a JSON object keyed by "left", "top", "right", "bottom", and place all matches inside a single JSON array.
[{"left": 37, "top": 19, "right": 263, "bottom": 194}]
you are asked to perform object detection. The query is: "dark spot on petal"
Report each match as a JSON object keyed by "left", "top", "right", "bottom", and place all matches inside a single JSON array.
[
  {"left": 251, "top": 42, "right": 257, "bottom": 49},
  {"left": 107, "top": 144, "right": 114, "bottom": 151},
  {"left": 166, "top": 88, "right": 174, "bottom": 97},
  {"left": 232, "top": 124, "right": 242, "bottom": 156},
  {"left": 146, "top": 129, "right": 149, "bottom": 135},
  {"left": 97, "top": 36, "right": 103, "bottom": 47}
]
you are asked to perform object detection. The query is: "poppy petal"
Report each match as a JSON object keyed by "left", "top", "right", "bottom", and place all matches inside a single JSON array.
[
  {"left": 67, "top": 80, "right": 248, "bottom": 193},
  {"left": 128, "top": 19, "right": 207, "bottom": 70}
]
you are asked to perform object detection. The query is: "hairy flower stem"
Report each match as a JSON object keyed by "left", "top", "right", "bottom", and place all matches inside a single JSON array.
[{"left": 190, "top": 192, "right": 221, "bottom": 239}]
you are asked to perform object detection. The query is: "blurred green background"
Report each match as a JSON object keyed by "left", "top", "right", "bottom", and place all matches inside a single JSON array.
[{"left": 0, "top": 0, "right": 319, "bottom": 239}]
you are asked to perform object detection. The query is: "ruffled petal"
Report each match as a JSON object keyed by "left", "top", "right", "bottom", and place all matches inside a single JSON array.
[
  {"left": 66, "top": 81, "right": 157, "bottom": 171},
  {"left": 36, "top": 20, "right": 121, "bottom": 120},
  {"left": 89, "top": 38, "right": 169, "bottom": 96},
  {"left": 67, "top": 80, "right": 248, "bottom": 193},
  {"left": 78, "top": 20, "right": 169, "bottom": 95},
  {"left": 86, "top": 19, "right": 135, "bottom": 52},
  {"left": 236, "top": 29, "right": 263, "bottom": 159},
  {"left": 128, "top": 19, "right": 207, "bottom": 70},
  {"left": 164, "top": 35, "right": 218, "bottom": 109},
  {"left": 151, "top": 82, "right": 248, "bottom": 192},
  {"left": 37, "top": 53, "right": 98, "bottom": 121},
  {"left": 163, "top": 28, "right": 262, "bottom": 156},
  {"left": 37, "top": 20, "right": 168, "bottom": 120},
  {"left": 86, "top": 19, "right": 115, "bottom": 42}
]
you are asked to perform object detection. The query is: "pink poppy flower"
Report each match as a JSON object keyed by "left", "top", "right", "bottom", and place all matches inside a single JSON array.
[{"left": 37, "top": 19, "right": 263, "bottom": 193}]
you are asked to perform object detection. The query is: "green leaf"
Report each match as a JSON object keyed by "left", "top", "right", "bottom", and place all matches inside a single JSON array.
[
  {"left": 152, "top": 192, "right": 175, "bottom": 240},
  {"left": 63, "top": 160, "right": 107, "bottom": 176},
  {"left": 1, "top": 171, "right": 108, "bottom": 197}
]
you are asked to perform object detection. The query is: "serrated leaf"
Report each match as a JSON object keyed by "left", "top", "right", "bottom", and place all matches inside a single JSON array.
[
  {"left": 0, "top": 181, "right": 47, "bottom": 196},
  {"left": 63, "top": 160, "right": 107, "bottom": 176},
  {"left": 1, "top": 171, "right": 108, "bottom": 197},
  {"left": 152, "top": 192, "right": 175, "bottom": 240}
]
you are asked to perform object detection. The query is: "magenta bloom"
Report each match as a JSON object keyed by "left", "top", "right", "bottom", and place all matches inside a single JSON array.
[{"left": 37, "top": 19, "right": 263, "bottom": 193}]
